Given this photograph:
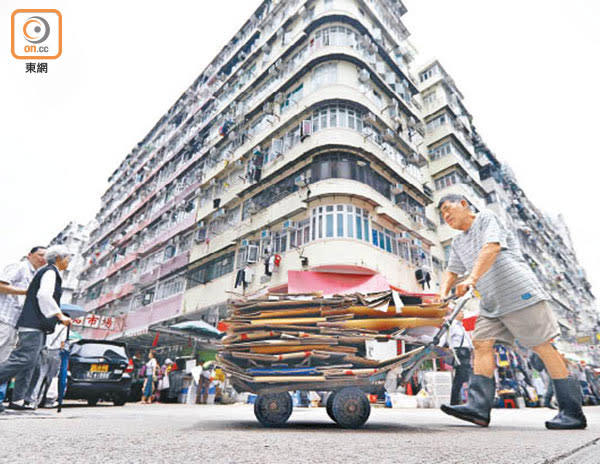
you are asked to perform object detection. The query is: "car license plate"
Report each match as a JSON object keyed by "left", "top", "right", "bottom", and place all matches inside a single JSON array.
[{"left": 90, "top": 364, "right": 108, "bottom": 373}]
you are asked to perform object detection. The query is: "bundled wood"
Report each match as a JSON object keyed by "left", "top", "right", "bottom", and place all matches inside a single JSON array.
[{"left": 218, "top": 290, "right": 446, "bottom": 389}]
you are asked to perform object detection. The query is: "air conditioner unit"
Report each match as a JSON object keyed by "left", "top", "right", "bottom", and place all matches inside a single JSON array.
[
  {"left": 365, "top": 112, "right": 376, "bottom": 124},
  {"left": 275, "top": 58, "right": 284, "bottom": 70},
  {"left": 263, "top": 101, "right": 274, "bottom": 114},
  {"left": 358, "top": 69, "right": 370, "bottom": 83},
  {"left": 195, "top": 227, "right": 207, "bottom": 243},
  {"left": 247, "top": 244, "right": 259, "bottom": 263},
  {"left": 391, "top": 183, "right": 404, "bottom": 194},
  {"left": 268, "top": 65, "right": 278, "bottom": 76},
  {"left": 274, "top": 92, "right": 284, "bottom": 104},
  {"left": 277, "top": 27, "right": 284, "bottom": 38}
]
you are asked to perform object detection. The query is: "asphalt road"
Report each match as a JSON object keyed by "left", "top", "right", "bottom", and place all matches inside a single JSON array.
[{"left": 1, "top": 402, "right": 599, "bottom": 464}]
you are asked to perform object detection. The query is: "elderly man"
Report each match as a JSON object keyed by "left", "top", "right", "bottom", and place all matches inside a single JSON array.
[
  {"left": 0, "top": 245, "right": 72, "bottom": 412},
  {"left": 0, "top": 246, "right": 47, "bottom": 409},
  {"left": 437, "top": 194, "right": 586, "bottom": 430}
]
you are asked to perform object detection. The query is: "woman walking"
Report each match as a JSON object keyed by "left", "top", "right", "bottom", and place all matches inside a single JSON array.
[{"left": 141, "top": 350, "right": 157, "bottom": 404}]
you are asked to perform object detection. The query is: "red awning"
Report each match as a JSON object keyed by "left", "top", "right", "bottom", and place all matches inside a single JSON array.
[{"left": 287, "top": 270, "right": 390, "bottom": 296}]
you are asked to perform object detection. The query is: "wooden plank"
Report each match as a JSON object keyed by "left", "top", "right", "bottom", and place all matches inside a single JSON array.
[{"left": 317, "top": 317, "right": 445, "bottom": 331}]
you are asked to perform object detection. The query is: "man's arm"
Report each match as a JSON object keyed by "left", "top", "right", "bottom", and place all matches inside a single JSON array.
[
  {"left": 0, "top": 282, "right": 27, "bottom": 295},
  {"left": 440, "top": 270, "right": 458, "bottom": 300},
  {"left": 37, "top": 271, "right": 71, "bottom": 326},
  {"left": 456, "top": 242, "right": 501, "bottom": 296}
]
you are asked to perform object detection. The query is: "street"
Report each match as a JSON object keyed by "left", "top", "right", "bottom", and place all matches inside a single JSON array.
[{"left": 1, "top": 402, "right": 599, "bottom": 464}]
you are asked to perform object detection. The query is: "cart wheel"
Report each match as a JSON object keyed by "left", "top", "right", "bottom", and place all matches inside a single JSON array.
[
  {"left": 331, "top": 387, "right": 370, "bottom": 429},
  {"left": 326, "top": 391, "right": 337, "bottom": 422},
  {"left": 254, "top": 392, "right": 293, "bottom": 427}
]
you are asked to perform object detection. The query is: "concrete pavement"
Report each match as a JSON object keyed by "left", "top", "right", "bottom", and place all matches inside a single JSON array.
[{"left": 1, "top": 402, "right": 599, "bottom": 464}]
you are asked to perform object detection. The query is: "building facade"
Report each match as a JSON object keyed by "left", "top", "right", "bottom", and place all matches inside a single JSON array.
[
  {"left": 74, "top": 0, "right": 597, "bottom": 360},
  {"left": 48, "top": 221, "right": 91, "bottom": 304}
]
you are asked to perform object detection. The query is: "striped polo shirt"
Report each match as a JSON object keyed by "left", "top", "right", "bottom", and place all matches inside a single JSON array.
[{"left": 447, "top": 209, "right": 549, "bottom": 318}]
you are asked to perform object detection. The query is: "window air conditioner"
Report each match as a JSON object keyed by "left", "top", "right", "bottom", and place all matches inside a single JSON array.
[
  {"left": 274, "top": 92, "right": 284, "bottom": 104},
  {"left": 300, "top": 120, "right": 312, "bottom": 139},
  {"left": 358, "top": 69, "right": 370, "bottom": 83},
  {"left": 365, "top": 112, "right": 376, "bottom": 124}
]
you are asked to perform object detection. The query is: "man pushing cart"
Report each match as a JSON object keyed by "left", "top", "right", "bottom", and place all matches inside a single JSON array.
[{"left": 437, "top": 194, "right": 586, "bottom": 429}]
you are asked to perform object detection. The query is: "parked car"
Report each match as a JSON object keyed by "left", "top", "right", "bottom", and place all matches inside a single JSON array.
[{"left": 66, "top": 340, "right": 133, "bottom": 406}]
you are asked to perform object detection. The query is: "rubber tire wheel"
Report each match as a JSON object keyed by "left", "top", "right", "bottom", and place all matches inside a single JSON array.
[
  {"left": 254, "top": 393, "right": 293, "bottom": 427},
  {"left": 113, "top": 395, "right": 127, "bottom": 406},
  {"left": 326, "top": 391, "right": 337, "bottom": 422},
  {"left": 87, "top": 398, "right": 98, "bottom": 407},
  {"left": 331, "top": 387, "right": 371, "bottom": 429}
]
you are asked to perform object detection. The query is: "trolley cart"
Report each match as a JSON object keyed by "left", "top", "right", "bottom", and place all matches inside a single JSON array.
[{"left": 226, "top": 289, "right": 475, "bottom": 429}]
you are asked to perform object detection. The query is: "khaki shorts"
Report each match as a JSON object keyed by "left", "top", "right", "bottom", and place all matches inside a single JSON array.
[{"left": 472, "top": 300, "right": 560, "bottom": 348}]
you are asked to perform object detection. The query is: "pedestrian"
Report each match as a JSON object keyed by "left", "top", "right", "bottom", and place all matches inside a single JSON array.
[
  {"left": 24, "top": 322, "right": 67, "bottom": 408},
  {"left": 141, "top": 350, "right": 157, "bottom": 404},
  {"left": 0, "top": 246, "right": 47, "bottom": 410},
  {"left": 442, "top": 320, "right": 474, "bottom": 405},
  {"left": 0, "top": 245, "right": 72, "bottom": 412},
  {"left": 437, "top": 195, "right": 586, "bottom": 429}
]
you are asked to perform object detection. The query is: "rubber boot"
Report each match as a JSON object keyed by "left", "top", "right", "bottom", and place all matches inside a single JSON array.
[
  {"left": 545, "top": 377, "right": 587, "bottom": 430},
  {"left": 441, "top": 374, "right": 495, "bottom": 427}
]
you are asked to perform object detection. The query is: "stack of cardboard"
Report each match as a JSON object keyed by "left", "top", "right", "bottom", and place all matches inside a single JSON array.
[{"left": 217, "top": 291, "right": 448, "bottom": 387}]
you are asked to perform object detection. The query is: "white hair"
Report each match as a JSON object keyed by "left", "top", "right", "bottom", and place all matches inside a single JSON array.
[{"left": 45, "top": 245, "right": 71, "bottom": 264}]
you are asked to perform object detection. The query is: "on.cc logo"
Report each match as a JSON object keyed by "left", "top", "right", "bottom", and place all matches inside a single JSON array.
[{"left": 23, "top": 16, "right": 50, "bottom": 44}]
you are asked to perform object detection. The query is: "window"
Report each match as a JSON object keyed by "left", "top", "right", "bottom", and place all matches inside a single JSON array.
[
  {"left": 187, "top": 252, "right": 235, "bottom": 288},
  {"left": 242, "top": 151, "right": 396, "bottom": 220},
  {"left": 419, "top": 65, "right": 438, "bottom": 82},
  {"left": 280, "top": 84, "right": 303, "bottom": 112},
  {"left": 156, "top": 276, "right": 185, "bottom": 300},
  {"left": 426, "top": 113, "right": 448, "bottom": 133},
  {"left": 312, "top": 63, "right": 337, "bottom": 91},
  {"left": 429, "top": 141, "right": 453, "bottom": 161},
  {"left": 434, "top": 171, "right": 460, "bottom": 190}
]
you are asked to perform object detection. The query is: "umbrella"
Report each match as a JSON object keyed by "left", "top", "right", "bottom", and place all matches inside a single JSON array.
[
  {"left": 169, "top": 320, "right": 224, "bottom": 338},
  {"left": 57, "top": 304, "right": 86, "bottom": 413}
]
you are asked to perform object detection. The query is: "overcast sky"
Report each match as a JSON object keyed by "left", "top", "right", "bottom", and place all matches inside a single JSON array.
[{"left": 1, "top": 1, "right": 598, "bottom": 305}]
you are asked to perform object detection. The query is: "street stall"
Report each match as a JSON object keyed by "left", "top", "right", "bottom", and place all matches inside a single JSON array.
[{"left": 217, "top": 288, "right": 474, "bottom": 428}]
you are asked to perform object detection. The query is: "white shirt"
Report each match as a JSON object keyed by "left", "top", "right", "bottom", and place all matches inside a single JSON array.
[
  {"left": 45, "top": 324, "right": 68, "bottom": 350},
  {"left": 439, "top": 321, "right": 474, "bottom": 350},
  {"left": 146, "top": 358, "right": 157, "bottom": 375},
  {"left": 37, "top": 266, "right": 62, "bottom": 318},
  {"left": 0, "top": 259, "right": 36, "bottom": 327}
]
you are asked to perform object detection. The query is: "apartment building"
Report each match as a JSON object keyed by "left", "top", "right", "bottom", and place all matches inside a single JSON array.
[
  {"left": 47, "top": 221, "right": 90, "bottom": 304},
  {"left": 74, "top": 0, "right": 597, "bottom": 360}
]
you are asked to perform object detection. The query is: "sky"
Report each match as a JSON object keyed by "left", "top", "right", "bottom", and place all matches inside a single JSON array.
[{"left": 1, "top": 0, "right": 598, "bottom": 304}]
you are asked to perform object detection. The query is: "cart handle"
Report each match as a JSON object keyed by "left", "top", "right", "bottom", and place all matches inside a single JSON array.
[{"left": 431, "top": 287, "right": 474, "bottom": 346}]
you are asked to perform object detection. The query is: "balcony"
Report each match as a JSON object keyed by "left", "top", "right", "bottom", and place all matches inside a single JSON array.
[
  {"left": 429, "top": 152, "right": 481, "bottom": 188},
  {"left": 120, "top": 292, "right": 184, "bottom": 337}
]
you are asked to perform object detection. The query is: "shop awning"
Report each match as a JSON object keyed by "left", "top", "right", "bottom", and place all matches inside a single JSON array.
[{"left": 287, "top": 270, "right": 390, "bottom": 296}]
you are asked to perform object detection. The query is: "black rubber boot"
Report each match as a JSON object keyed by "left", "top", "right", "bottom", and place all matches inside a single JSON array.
[
  {"left": 545, "top": 377, "right": 587, "bottom": 430},
  {"left": 441, "top": 374, "right": 495, "bottom": 427}
]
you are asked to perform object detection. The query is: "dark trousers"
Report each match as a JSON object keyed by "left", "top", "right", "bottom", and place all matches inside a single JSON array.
[
  {"left": 0, "top": 331, "right": 45, "bottom": 403},
  {"left": 450, "top": 347, "right": 472, "bottom": 405}
]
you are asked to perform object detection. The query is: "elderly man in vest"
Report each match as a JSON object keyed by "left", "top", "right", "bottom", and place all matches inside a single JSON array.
[
  {"left": 0, "top": 245, "right": 72, "bottom": 412},
  {"left": 0, "top": 246, "right": 47, "bottom": 408},
  {"left": 437, "top": 194, "right": 586, "bottom": 430}
]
